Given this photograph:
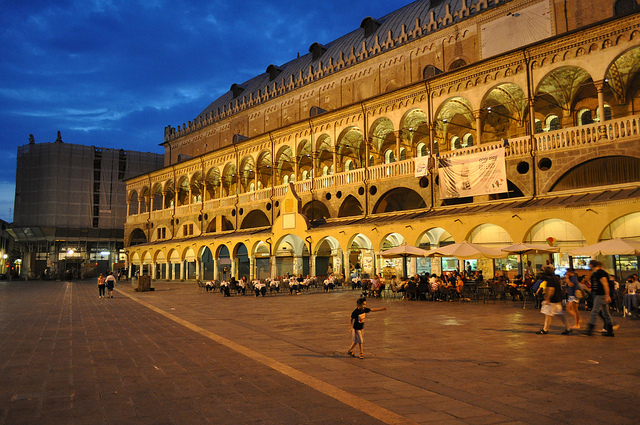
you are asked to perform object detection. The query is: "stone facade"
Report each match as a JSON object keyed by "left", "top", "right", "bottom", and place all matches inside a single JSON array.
[{"left": 125, "top": 0, "right": 640, "bottom": 282}]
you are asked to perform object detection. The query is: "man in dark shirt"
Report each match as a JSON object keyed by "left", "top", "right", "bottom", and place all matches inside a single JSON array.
[
  {"left": 586, "top": 260, "right": 614, "bottom": 336},
  {"left": 348, "top": 298, "right": 386, "bottom": 359},
  {"left": 536, "top": 268, "right": 572, "bottom": 335}
]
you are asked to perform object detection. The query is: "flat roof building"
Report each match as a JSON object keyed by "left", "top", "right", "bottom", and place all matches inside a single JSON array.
[{"left": 11, "top": 133, "right": 164, "bottom": 279}]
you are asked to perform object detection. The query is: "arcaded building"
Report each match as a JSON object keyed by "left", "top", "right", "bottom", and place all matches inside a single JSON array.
[
  {"left": 125, "top": 0, "right": 640, "bottom": 282},
  {"left": 11, "top": 134, "right": 164, "bottom": 279}
]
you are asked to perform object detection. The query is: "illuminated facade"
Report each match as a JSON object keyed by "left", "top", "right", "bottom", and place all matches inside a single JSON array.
[{"left": 125, "top": 0, "right": 640, "bottom": 282}]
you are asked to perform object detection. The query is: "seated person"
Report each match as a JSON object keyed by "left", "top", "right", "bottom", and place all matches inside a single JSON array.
[
  {"left": 324, "top": 273, "right": 335, "bottom": 292},
  {"left": 253, "top": 280, "right": 267, "bottom": 297},
  {"left": 220, "top": 280, "right": 230, "bottom": 297},
  {"left": 205, "top": 280, "right": 215, "bottom": 292}
]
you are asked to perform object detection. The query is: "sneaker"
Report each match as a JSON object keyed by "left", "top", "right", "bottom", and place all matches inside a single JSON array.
[
  {"left": 561, "top": 329, "right": 573, "bottom": 335},
  {"left": 536, "top": 329, "right": 548, "bottom": 334}
]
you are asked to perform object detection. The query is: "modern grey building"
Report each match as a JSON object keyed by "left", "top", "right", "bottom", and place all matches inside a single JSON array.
[{"left": 10, "top": 133, "right": 163, "bottom": 279}]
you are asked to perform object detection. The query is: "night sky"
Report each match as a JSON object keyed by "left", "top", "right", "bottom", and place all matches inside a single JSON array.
[{"left": 0, "top": 0, "right": 411, "bottom": 223}]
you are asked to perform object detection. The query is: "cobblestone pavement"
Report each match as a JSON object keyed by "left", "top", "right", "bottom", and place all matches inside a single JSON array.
[{"left": 1, "top": 280, "right": 639, "bottom": 425}]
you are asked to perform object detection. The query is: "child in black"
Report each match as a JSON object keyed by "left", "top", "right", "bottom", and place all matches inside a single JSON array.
[{"left": 348, "top": 297, "right": 386, "bottom": 359}]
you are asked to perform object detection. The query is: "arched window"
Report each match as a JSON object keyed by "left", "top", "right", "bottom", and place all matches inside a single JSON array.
[
  {"left": 369, "top": 155, "right": 375, "bottom": 166},
  {"left": 534, "top": 119, "right": 543, "bottom": 134},
  {"left": 400, "top": 148, "right": 407, "bottom": 161},
  {"left": 417, "top": 143, "right": 428, "bottom": 157},
  {"left": 302, "top": 170, "right": 308, "bottom": 180},
  {"left": 385, "top": 150, "right": 395, "bottom": 163},
  {"left": 463, "top": 133, "right": 474, "bottom": 148},
  {"left": 578, "top": 109, "right": 593, "bottom": 126},
  {"left": 323, "top": 166, "right": 329, "bottom": 176},
  {"left": 451, "top": 136, "right": 462, "bottom": 150},
  {"left": 290, "top": 173, "right": 295, "bottom": 182},
  {"left": 283, "top": 175, "right": 289, "bottom": 184},
  {"left": 596, "top": 105, "right": 612, "bottom": 122},
  {"left": 546, "top": 115, "right": 561, "bottom": 131},
  {"left": 345, "top": 160, "right": 354, "bottom": 171},
  {"left": 257, "top": 181, "right": 262, "bottom": 190},
  {"left": 249, "top": 182, "right": 255, "bottom": 192},
  {"left": 449, "top": 59, "right": 467, "bottom": 71},
  {"left": 422, "top": 65, "right": 442, "bottom": 79}
]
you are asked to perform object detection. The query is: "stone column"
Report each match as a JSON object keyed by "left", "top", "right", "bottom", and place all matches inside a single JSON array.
[
  {"left": 151, "top": 262, "right": 157, "bottom": 280},
  {"left": 270, "top": 256, "right": 277, "bottom": 278},
  {"left": 332, "top": 146, "right": 338, "bottom": 174},
  {"left": 195, "top": 258, "right": 201, "bottom": 280},
  {"left": 180, "top": 262, "right": 185, "bottom": 280},
  {"left": 249, "top": 256, "right": 255, "bottom": 280},
  {"left": 309, "top": 254, "right": 316, "bottom": 277},
  {"left": 213, "top": 257, "right": 219, "bottom": 281},
  {"left": 396, "top": 132, "right": 401, "bottom": 162},
  {"left": 126, "top": 201, "right": 130, "bottom": 217},
  {"left": 474, "top": 110, "right": 484, "bottom": 145},
  {"left": 162, "top": 191, "right": 167, "bottom": 209},
  {"left": 595, "top": 80, "right": 608, "bottom": 139}
]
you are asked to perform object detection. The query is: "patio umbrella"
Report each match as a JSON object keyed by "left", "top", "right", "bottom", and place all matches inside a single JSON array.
[
  {"left": 500, "top": 243, "right": 560, "bottom": 275},
  {"left": 568, "top": 238, "right": 640, "bottom": 256},
  {"left": 380, "top": 243, "right": 431, "bottom": 278},
  {"left": 424, "top": 241, "right": 507, "bottom": 260}
]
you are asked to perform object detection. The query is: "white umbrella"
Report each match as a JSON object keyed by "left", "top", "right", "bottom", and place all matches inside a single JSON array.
[
  {"left": 500, "top": 243, "right": 560, "bottom": 275},
  {"left": 380, "top": 243, "right": 431, "bottom": 278},
  {"left": 424, "top": 241, "right": 507, "bottom": 260},
  {"left": 568, "top": 238, "right": 640, "bottom": 256}
]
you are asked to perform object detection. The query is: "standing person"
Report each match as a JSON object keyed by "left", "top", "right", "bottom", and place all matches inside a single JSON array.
[
  {"left": 97, "top": 273, "right": 106, "bottom": 298},
  {"left": 586, "top": 260, "right": 615, "bottom": 336},
  {"left": 105, "top": 272, "right": 116, "bottom": 298},
  {"left": 564, "top": 268, "right": 582, "bottom": 329},
  {"left": 348, "top": 298, "right": 386, "bottom": 359},
  {"left": 536, "top": 267, "right": 572, "bottom": 335}
]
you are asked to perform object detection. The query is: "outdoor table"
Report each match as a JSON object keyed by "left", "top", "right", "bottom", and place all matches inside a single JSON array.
[{"left": 476, "top": 286, "right": 492, "bottom": 304}]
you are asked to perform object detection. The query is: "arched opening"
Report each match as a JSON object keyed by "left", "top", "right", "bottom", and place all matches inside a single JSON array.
[
  {"left": 201, "top": 247, "right": 214, "bottom": 280},
  {"left": 302, "top": 200, "right": 330, "bottom": 222},
  {"left": 240, "top": 210, "right": 270, "bottom": 229},
  {"left": 338, "top": 195, "right": 364, "bottom": 217},
  {"left": 128, "top": 228, "right": 147, "bottom": 246},
  {"left": 373, "top": 188, "right": 426, "bottom": 213},
  {"left": 550, "top": 156, "right": 640, "bottom": 191}
]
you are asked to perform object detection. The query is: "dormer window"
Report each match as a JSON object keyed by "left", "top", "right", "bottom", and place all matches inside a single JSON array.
[
  {"left": 230, "top": 83, "right": 245, "bottom": 99},
  {"left": 309, "top": 42, "right": 328, "bottom": 60},
  {"left": 360, "top": 17, "right": 381, "bottom": 38},
  {"left": 266, "top": 64, "right": 283, "bottom": 81}
]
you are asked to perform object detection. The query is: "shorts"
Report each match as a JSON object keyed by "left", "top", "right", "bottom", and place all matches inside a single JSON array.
[
  {"left": 540, "top": 302, "right": 563, "bottom": 316},
  {"left": 567, "top": 295, "right": 578, "bottom": 303},
  {"left": 351, "top": 329, "right": 364, "bottom": 344}
]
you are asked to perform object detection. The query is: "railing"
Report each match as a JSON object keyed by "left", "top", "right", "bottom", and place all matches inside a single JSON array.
[
  {"left": 128, "top": 114, "right": 640, "bottom": 226},
  {"left": 368, "top": 159, "right": 414, "bottom": 181},
  {"left": 336, "top": 169, "right": 365, "bottom": 186},
  {"left": 606, "top": 115, "right": 640, "bottom": 140},
  {"left": 536, "top": 122, "right": 601, "bottom": 151},
  {"left": 314, "top": 174, "right": 335, "bottom": 190}
]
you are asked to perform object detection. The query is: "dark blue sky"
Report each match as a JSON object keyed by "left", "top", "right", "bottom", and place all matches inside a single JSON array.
[{"left": 0, "top": 0, "right": 411, "bottom": 223}]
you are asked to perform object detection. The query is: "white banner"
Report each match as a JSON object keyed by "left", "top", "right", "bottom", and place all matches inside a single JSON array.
[
  {"left": 414, "top": 156, "right": 430, "bottom": 177},
  {"left": 438, "top": 148, "right": 507, "bottom": 199}
]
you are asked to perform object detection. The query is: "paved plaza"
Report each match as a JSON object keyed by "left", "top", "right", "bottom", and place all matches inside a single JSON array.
[{"left": 0, "top": 280, "right": 639, "bottom": 425}]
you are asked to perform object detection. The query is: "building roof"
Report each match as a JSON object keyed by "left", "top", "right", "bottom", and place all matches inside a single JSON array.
[{"left": 167, "top": 0, "right": 508, "bottom": 138}]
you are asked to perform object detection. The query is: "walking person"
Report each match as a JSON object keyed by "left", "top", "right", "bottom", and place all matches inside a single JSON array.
[
  {"left": 97, "top": 273, "right": 106, "bottom": 298},
  {"left": 585, "top": 260, "right": 615, "bottom": 336},
  {"left": 348, "top": 297, "right": 386, "bottom": 359},
  {"left": 105, "top": 272, "right": 116, "bottom": 298},
  {"left": 536, "top": 267, "right": 572, "bottom": 335},
  {"left": 564, "top": 268, "right": 582, "bottom": 330}
]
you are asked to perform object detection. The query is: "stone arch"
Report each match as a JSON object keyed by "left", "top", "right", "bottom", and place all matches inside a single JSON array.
[
  {"left": 128, "top": 228, "right": 147, "bottom": 246},
  {"left": 434, "top": 96, "right": 474, "bottom": 154},
  {"left": 256, "top": 151, "right": 272, "bottom": 189},
  {"left": 301, "top": 200, "right": 331, "bottom": 222},
  {"left": 400, "top": 108, "right": 430, "bottom": 157},
  {"left": 336, "top": 127, "right": 365, "bottom": 171},
  {"left": 275, "top": 145, "right": 295, "bottom": 185},
  {"left": 296, "top": 139, "right": 313, "bottom": 180},
  {"left": 240, "top": 210, "right": 270, "bottom": 229},
  {"left": 550, "top": 155, "right": 640, "bottom": 192},
  {"left": 338, "top": 195, "right": 364, "bottom": 217},
  {"left": 221, "top": 162, "right": 237, "bottom": 197},
  {"left": 315, "top": 134, "right": 333, "bottom": 176},
  {"left": 481, "top": 82, "right": 528, "bottom": 141},
  {"left": 372, "top": 188, "right": 426, "bottom": 213},
  {"left": 239, "top": 155, "right": 256, "bottom": 193}
]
